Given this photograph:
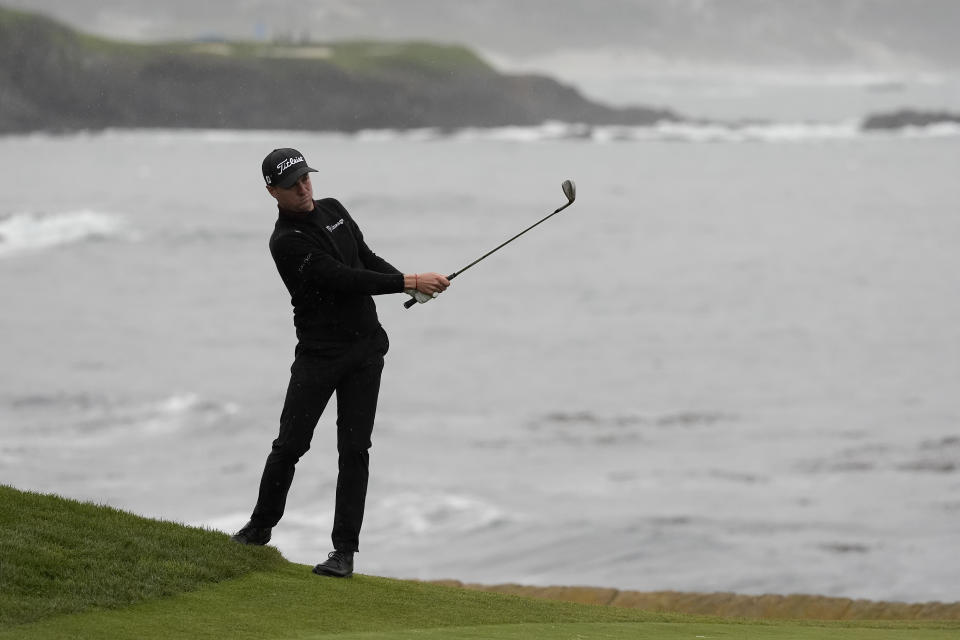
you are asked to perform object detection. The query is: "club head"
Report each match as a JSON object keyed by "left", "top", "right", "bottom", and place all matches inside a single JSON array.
[{"left": 562, "top": 179, "right": 576, "bottom": 204}]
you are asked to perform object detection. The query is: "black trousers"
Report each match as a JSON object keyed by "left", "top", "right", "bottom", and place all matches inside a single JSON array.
[{"left": 250, "top": 328, "right": 388, "bottom": 552}]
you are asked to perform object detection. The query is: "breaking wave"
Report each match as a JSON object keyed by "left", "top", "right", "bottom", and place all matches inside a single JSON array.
[
  {"left": 353, "top": 118, "right": 960, "bottom": 144},
  {"left": 516, "top": 410, "right": 734, "bottom": 447},
  {"left": 8, "top": 391, "right": 240, "bottom": 438},
  {"left": 0, "top": 210, "right": 129, "bottom": 257},
  {"left": 372, "top": 491, "right": 508, "bottom": 537}
]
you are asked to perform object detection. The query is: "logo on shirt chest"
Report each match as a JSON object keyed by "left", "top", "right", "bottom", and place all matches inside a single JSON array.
[{"left": 325, "top": 218, "right": 345, "bottom": 233}]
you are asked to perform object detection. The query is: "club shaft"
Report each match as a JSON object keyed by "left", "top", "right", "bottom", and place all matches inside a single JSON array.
[
  {"left": 448, "top": 201, "right": 573, "bottom": 280},
  {"left": 404, "top": 189, "right": 575, "bottom": 309}
]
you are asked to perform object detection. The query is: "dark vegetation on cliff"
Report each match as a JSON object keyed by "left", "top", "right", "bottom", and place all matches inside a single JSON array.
[{"left": 0, "top": 6, "right": 677, "bottom": 134}]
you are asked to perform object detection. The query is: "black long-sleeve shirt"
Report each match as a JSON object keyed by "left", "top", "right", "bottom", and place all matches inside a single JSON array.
[{"left": 269, "top": 198, "right": 404, "bottom": 345}]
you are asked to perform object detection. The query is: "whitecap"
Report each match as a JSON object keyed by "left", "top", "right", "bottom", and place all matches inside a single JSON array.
[
  {"left": 353, "top": 127, "right": 443, "bottom": 142},
  {"left": 7, "top": 391, "right": 240, "bottom": 438},
  {"left": 353, "top": 117, "right": 960, "bottom": 145},
  {"left": 452, "top": 121, "right": 592, "bottom": 142},
  {"left": 0, "top": 210, "right": 128, "bottom": 258},
  {"left": 196, "top": 512, "right": 263, "bottom": 535},
  {"left": 135, "top": 393, "right": 240, "bottom": 435},
  {"left": 591, "top": 119, "right": 864, "bottom": 143},
  {"left": 372, "top": 491, "right": 507, "bottom": 537}
]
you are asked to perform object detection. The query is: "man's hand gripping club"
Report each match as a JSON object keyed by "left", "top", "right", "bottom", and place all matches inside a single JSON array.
[{"left": 403, "top": 272, "right": 450, "bottom": 305}]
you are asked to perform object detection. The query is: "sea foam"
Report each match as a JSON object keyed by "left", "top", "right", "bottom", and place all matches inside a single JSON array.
[
  {"left": 350, "top": 119, "right": 960, "bottom": 144},
  {"left": 0, "top": 210, "right": 128, "bottom": 257},
  {"left": 7, "top": 391, "right": 240, "bottom": 440}
]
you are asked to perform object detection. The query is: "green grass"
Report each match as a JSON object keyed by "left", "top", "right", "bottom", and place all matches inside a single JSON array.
[
  {"left": 0, "top": 5, "right": 495, "bottom": 78},
  {"left": 0, "top": 485, "right": 283, "bottom": 626},
  {"left": 2, "top": 485, "right": 958, "bottom": 639},
  {"left": 183, "top": 39, "right": 495, "bottom": 76},
  {"left": 0, "top": 6, "right": 492, "bottom": 74},
  {"left": 321, "top": 40, "right": 494, "bottom": 75}
]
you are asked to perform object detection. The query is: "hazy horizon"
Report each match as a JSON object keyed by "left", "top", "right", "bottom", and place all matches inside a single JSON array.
[{"left": 5, "top": 0, "right": 960, "bottom": 68}]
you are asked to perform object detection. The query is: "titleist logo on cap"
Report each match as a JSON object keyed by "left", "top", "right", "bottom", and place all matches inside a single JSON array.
[
  {"left": 263, "top": 148, "right": 316, "bottom": 188},
  {"left": 276, "top": 156, "right": 305, "bottom": 174}
]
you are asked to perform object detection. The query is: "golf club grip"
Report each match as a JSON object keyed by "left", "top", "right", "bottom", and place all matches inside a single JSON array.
[{"left": 403, "top": 272, "right": 457, "bottom": 309}]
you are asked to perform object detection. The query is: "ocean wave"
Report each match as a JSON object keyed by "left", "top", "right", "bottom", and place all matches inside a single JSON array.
[
  {"left": 521, "top": 410, "right": 733, "bottom": 447},
  {"left": 801, "top": 435, "right": 960, "bottom": 476},
  {"left": 12, "top": 118, "right": 959, "bottom": 148},
  {"left": 372, "top": 491, "right": 508, "bottom": 537},
  {"left": 0, "top": 210, "right": 129, "bottom": 258},
  {"left": 197, "top": 494, "right": 506, "bottom": 554},
  {"left": 7, "top": 391, "right": 240, "bottom": 438},
  {"left": 352, "top": 119, "right": 960, "bottom": 144},
  {"left": 615, "top": 120, "right": 865, "bottom": 143}
]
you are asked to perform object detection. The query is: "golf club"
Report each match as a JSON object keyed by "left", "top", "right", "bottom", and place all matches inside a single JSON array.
[{"left": 404, "top": 179, "right": 576, "bottom": 309}]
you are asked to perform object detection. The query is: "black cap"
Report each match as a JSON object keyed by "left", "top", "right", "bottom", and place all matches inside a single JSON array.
[{"left": 262, "top": 148, "right": 317, "bottom": 188}]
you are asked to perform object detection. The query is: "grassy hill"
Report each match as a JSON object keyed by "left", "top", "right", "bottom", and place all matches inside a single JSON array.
[
  {"left": 2, "top": 485, "right": 960, "bottom": 639},
  {"left": 0, "top": 6, "right": 676, "bottom": 134},
  {"left": 0, "top": 484, "right": 284, "bottom": 626}
]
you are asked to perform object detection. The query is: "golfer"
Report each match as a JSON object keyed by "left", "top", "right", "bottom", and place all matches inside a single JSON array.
[{"left": 231, "top": 148, "right": 449, "bottom": 578}]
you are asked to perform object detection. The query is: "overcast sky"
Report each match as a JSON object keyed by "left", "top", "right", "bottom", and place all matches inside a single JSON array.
[{"left": 6, "top": 0, "right": 960, "bottom": 69}]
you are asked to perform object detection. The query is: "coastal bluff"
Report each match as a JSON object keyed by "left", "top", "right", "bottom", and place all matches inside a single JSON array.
[{"left": 0, "top": 6, "right": 676, "bottom": 134}]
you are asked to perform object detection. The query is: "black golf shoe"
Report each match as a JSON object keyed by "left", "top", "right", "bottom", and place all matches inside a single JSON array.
[
  {"left": 230, "top": 521, "right": 272, "bottom": 545},
  {"left": 312, "top": 550, "right": 354, "bottom": 578}
]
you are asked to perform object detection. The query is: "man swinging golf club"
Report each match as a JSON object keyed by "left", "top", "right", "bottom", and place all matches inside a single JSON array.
[{"left": 230, "top": 148, "right": 449, "bottom": 578}]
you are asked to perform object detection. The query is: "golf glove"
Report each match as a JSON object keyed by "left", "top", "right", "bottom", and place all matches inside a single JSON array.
[{"left": 405, "top": 289, "right": 439, "bottom": 304}]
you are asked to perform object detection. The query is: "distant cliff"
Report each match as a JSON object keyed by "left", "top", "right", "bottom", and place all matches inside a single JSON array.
[{"left": 0, "top": 7, "right": 677, "bottom": 134}]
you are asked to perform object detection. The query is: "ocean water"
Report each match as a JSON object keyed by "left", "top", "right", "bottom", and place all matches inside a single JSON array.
[
  {"left": 2, "top": 123, "right": 959, "bottom": 603},
  {"left": 492, "top": 51, "right": 960, "bottom": 122}
]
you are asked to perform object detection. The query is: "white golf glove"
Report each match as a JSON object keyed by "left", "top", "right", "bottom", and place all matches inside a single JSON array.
[{"left": 405, "top": 289, "right": 439, "bottom": 304}]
